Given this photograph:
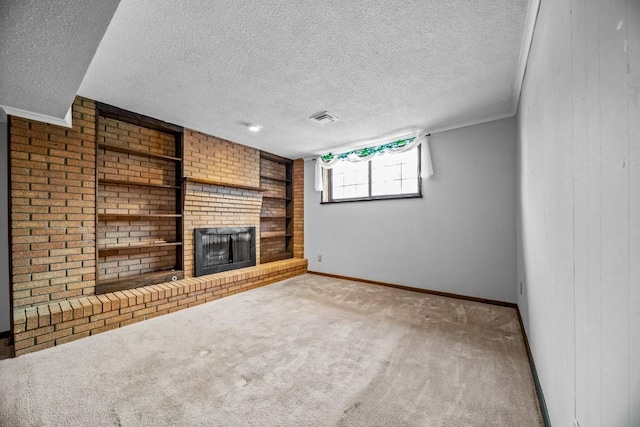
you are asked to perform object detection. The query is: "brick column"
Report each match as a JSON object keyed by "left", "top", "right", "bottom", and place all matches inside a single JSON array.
[
  {"left": 292, "top": 158, "right": 304, "bottom": 258},
  {"left": 10, "top": 97, "right": 97, "bottom": 309}
]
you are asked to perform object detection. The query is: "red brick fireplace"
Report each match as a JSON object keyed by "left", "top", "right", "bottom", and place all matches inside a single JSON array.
[{"left": 8, "top": 97, "right": 306, "bottom": 356}]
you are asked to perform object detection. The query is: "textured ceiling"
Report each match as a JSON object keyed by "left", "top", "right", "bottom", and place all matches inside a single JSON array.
[
  {"left": 0, "top": 0, "right": 120, "bottom": 124},
  {"left": 4, "top": 0, "right": 531, "bottom": 159}
]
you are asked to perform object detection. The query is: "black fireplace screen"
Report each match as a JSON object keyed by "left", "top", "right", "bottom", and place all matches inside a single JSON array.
[{"left": 194, "top": 227, "right": 256, "bottom": 276}]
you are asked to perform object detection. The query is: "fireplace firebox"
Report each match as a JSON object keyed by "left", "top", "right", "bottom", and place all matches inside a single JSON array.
[{"left": 194, "top": 227, "right": 256, "bottom": 277}]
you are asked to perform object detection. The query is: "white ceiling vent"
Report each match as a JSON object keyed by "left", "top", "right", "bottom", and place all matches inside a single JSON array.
[{"left": 310, "top": 111, "right": 339, "bottom": 126}]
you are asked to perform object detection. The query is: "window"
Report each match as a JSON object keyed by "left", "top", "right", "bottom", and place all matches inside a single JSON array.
[{"left": 322, "top": 145, "right": 421, "bottom": 203}]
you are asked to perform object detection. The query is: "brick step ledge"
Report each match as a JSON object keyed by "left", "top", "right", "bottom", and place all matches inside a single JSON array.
[{"left": 12, "top": 258, "right": 308, "bottom": 356}]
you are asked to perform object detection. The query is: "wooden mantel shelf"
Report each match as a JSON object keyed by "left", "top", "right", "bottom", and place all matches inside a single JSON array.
[{"left": 184, "top": 177, "right": 264, "bottom": 192}]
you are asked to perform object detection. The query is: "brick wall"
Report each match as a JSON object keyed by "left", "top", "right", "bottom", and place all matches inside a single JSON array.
[
  {"left": 10, "top": 97, "right": 97, "bottom": 309},
  {"left": 183, "top": 184, "right": 262, "bottom": 276},
  {"left": 183, "top": 130, "right": 263, "bottom": 276},
  {"left": 293, "top": 159, "right": 304, "bottom": 258},
  {"left": 260, "top": 157, "right": 286, "bottom": 180},
  {"left": 184, "top": 130, "right": 260, "bottom": 187},
  {"left": 260, "top": 178, "right": 286, "bottom": 198}
]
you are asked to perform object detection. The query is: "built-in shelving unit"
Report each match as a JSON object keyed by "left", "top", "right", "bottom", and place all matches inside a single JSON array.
[
  {"left": 260, "top": 252, "right": 294, "bottom": 263},
  {"left": 259, "top": 175, "right": 291, "bottom": 183},
  {"left": 262, "top": 195, "right": 292, "bottom": 201},
  {"left": 95, "top": 102, "right": 184, "bottom": 294},
  {"left": 96, "top": 269, "right": 185, "bottom": 294},
  {"left": 259, "top": 152, "right": 293, "bottom": 264}
]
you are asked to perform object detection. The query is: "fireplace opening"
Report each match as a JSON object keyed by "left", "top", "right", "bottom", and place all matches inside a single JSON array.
[{"left": 194, "top": 227, "right": 256, "bottom": 276}]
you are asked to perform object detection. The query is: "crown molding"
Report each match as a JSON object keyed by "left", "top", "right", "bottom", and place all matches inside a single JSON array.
[
  {"left": 0, "top": 105, "right": 72, "bottom": 128},
  {"left": 512, "top": 0, "right": 542, "bottom": 114}
]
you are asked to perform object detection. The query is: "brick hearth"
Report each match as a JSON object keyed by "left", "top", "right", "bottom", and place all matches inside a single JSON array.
[{"left": 13, "top": 259, "right": 307, "bottom": 356}]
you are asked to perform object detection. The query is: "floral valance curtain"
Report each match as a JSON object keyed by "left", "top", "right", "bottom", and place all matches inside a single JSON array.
[{"left": 314, "top": 134, "right": 434, "bottom": 192}]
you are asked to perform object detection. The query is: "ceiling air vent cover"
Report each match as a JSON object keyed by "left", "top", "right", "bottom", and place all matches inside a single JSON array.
[{"left": 310, "top": 111, "right": 339, "bottom": 126}]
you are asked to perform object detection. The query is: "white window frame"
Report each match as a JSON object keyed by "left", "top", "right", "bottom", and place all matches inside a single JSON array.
[{"left": 321, "top": 145, "right": 422, "bottom": 203}]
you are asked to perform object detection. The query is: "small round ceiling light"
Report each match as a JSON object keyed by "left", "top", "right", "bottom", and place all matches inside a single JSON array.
[{"left": 247, "top": 123, "right": 262, "bottom": 132}]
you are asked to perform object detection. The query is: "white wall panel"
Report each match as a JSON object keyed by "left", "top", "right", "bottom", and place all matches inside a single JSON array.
[
  {"left": 305, "top": 117, "right": 518, "bottom": 303},
  {"left": 0, "top": 112, "right": 9, "bottom": 333},
  {"left": 517, "top": 0, "right": 639, "bottom": 425}
]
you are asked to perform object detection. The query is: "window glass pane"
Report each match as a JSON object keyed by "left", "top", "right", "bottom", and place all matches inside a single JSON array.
[
  {"left": 326, "top": 144, "right": 421, "bottom": 202},
  {"left": 401, "top": 179, "right": 418, "bottom": 194},
  {"left": 332, "top": 186, "right": 344, "bottom": 199},
  {"left": 331, "top": 161, "right": 369, "bottom": 200},
  {"left": 371, "top": 147, "right": 419, "bottom": 197}
]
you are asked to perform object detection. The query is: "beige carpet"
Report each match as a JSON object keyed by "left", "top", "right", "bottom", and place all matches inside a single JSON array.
[{"left": 0, "top": 274, "right": 542, "bottom": 426}]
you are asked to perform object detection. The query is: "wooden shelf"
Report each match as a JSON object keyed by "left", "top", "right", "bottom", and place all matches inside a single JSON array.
[
  {"left": 260, "top": 252, "right": 293, "bottom": 263},
  {"left": 98, "top": 143, "right": 181, "bottom": 162},
  {"left": 260, "top": 232, "right": 292, "bottom": 239},
  {"left": 184, "top": 177, "right": 264, "bottom": 192},
  {"left": 99, "top": 213, "right": 182, "bottom": 221},
  {"left": 100, "top": 178, "right": 180, "bottom": 190},
  {"left": 262, "top": 195, "right": 291, "bottom": 201},
  {"left": 260, "top": 175, "right": 291, "bottom": 183},
  {"left": 97, "top": 269, "right": 184, "bottom": 294},
  {"left": 259, "top": 152, "right": 292, "bottom": 165},
  {"left": 98, "top": 241, "right": 182, "bottom": 253},
  {"left": 259, "top": 151, "right": 294, "bottom": 264},
  {"left": 97, "top": 102, "right": 184, "bottom": 135},
  {"left": 96, "top": 102, "right": 185, "bottom": 295}
]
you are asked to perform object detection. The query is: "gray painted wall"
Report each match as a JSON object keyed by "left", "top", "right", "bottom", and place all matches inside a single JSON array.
[
  {"left": 305, "top": 117, "right": 517, "bottom": 303},
  {"left": 0, "top": 110, "right": 9, "bottom": 333},
  {"left": 517, "top": 0, "right": 639, "bottom": 425}
]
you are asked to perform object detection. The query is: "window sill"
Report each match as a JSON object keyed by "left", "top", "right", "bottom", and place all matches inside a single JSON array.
[{"left": 320, "top": 193, "right": 422, "bottom": 204}]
